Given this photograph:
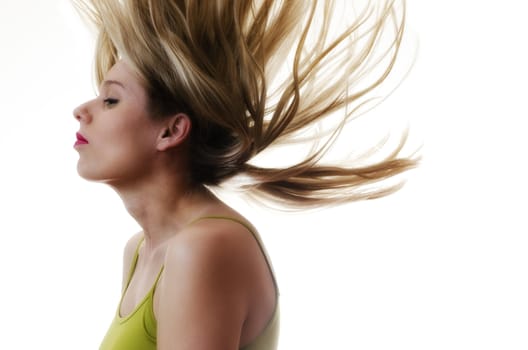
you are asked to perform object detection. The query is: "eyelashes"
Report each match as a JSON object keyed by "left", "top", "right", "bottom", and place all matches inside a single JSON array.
[{"left": 103, "top": 98, "right": 119, "bottom": 107}]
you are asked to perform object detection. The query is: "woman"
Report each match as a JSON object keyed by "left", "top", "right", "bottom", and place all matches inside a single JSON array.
[{"left": 72, "top": 0, "right": 417, "bottom": 349}]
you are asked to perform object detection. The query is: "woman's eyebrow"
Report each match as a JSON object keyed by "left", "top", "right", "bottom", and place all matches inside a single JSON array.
[{"left": 101, "top": 79, "right": 126, "bottom": 90}]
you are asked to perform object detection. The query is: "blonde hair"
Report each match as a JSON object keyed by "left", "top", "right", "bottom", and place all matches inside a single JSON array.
[{"left": 74, "top": 0, "right": 419, "bottom": 208}]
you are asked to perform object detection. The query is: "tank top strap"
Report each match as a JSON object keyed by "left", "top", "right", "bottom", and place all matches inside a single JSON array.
[
  {"left": 123, "top": 236, "right": 145, "bottom": 292},
  {"left": 150, "top": 265, "right": 165, "bottom": 296},
  {"left": 118, "top": 236, "right": 164, "bottom": 320}
]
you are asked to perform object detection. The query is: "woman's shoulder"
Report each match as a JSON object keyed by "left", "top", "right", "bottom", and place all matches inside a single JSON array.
[
  {"left": 155, "top": 211, "right": 271, "bottom": 348},
  {"left": 123, "top": 231, "right": 144, "bottom": 260},
  {"left": 162, "top": 211, "right": 264, "bottom": 286},
  {"left": 159, "top": 211, "right": 277, "bottom": 347},
  {"left": 167, "top": 212, "right": 257, "bottom": 262}
]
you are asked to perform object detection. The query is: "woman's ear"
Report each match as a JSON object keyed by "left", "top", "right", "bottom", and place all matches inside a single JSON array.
[{"left": 157, "top": 113, "right": 192, "bottom": 151}]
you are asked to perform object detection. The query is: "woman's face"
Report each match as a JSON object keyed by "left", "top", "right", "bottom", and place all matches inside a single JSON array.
[{"left": 73, "top": 60, "right": 163, "bottom": 186}]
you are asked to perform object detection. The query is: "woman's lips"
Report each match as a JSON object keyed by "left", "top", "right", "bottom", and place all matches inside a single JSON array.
[{"left": 74, "top": 132, "right": 89, "bottom": 147}]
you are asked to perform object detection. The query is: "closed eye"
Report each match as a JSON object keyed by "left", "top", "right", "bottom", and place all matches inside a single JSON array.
[{"left": 103, "top": 98, "right": 119, "bottom": 107}]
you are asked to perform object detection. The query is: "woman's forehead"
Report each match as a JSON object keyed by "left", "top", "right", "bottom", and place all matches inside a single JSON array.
[{"left": 101, "top": 60, "right": 146, "bottom": 96}]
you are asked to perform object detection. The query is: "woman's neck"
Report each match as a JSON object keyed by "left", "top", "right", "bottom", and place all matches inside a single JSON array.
[{"left": 111, "top": 172, "right": 217, "bottom": 251}]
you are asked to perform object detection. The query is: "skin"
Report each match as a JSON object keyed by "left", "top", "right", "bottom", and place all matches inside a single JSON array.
[{"left": 73, "top": 60, "right": 277, "bottom": 350}]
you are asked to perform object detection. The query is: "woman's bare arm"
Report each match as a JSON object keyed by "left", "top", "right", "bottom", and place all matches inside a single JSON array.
[{"left": 156, "top": 224, "right": 258, "bottom": 350}]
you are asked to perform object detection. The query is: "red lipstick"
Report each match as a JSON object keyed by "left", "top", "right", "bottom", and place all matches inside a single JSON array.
[{"left": 74, "top": 132, "right": 89, "bottom": 147}]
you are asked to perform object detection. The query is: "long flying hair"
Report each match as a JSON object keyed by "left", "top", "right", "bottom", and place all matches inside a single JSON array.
[{"left": 74, "top": 0, "right": 419, "bottom": 208}]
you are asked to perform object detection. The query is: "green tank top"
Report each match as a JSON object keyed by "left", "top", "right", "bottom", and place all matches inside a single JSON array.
[{"left": 99, "top": 217, "right": 280, "bottom": 350}]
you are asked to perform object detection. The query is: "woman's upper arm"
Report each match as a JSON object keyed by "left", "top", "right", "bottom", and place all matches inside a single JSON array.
[{"left": 156, "top": 229, "right": 251, "bottom": 350}]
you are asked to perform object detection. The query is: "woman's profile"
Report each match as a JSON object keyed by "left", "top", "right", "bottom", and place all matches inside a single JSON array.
[{"left": 71, "top": 0, "right": 418, "bottom": 349}]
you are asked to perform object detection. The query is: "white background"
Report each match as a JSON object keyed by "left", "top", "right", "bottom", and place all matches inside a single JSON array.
[{"left": 1, "top": 0, "right": 527, "bottom": 349}]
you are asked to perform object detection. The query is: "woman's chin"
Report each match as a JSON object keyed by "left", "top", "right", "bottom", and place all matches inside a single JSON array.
[
  {"left": 76, "top": 162, "right": 104, "bottom": 182},
  {"left": 76, "top": 163, "right": 136, "bottom": 187}
]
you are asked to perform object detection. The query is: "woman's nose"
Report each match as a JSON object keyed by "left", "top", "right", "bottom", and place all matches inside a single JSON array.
[{"left": 73, "top": 102, "right": 92, "bottom": 123}]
